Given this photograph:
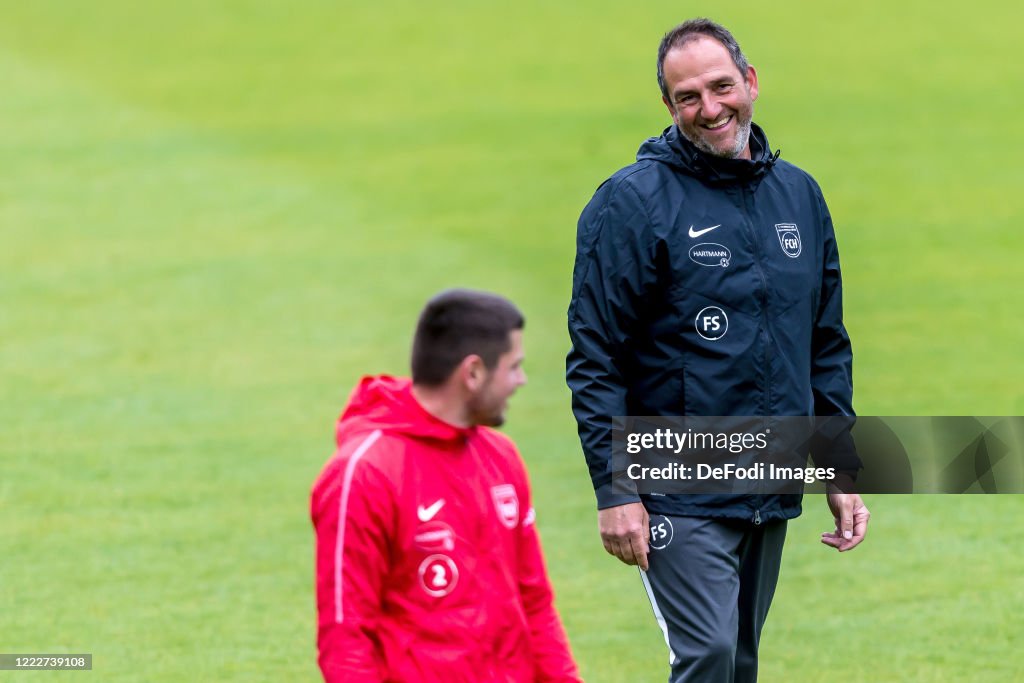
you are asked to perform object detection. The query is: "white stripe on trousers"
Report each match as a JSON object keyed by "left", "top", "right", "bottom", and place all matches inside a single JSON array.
[{"left": 641, "top": 568, "right": 679, "bottom": 666}]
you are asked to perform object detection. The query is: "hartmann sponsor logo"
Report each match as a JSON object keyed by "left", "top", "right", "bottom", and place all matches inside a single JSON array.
[{"left": 689, "top": 243, "right": 731, "bottom": 268}]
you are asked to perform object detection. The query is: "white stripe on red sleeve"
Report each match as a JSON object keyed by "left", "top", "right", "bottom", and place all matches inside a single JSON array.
[{"left": 334, "top": 429, "right": 383, "bottom": 623}]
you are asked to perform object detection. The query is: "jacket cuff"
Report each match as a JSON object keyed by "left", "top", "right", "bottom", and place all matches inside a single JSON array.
[{"left": 594, "top": 482, "right": 641, "bottom": 510}]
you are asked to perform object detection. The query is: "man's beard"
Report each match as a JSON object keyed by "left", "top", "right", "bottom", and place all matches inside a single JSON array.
[
  {"left": 466, "top": 390, "right": 506, "bottom": 428},
  {"left": 683, "top": 112, "right": 753, "bottom": 159}
]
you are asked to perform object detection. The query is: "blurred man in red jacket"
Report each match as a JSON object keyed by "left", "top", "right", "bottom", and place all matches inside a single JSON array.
[{"left": 312, "top": 289, "right": 582, "bottom": 683}]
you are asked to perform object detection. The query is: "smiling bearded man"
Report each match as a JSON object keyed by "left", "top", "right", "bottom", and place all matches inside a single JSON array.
[
  {"left": 659, "top": 31, "right": 757, "bottom": 159},
  {"left": 567, "top": 17, "right": 870, "bottom": 683}
]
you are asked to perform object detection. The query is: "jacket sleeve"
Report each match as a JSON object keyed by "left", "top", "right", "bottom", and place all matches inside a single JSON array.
[
  {"left": 311, "top": 434, "right": 394, "bottom": 683},
  {"left": 514, "top": 468, "right": 583, "bottom": 682},
  {"left": 809, "top": 192, "right": 860, "bottom": 475},
  {"left": 566, "top": 178, "right": 659, "bottom": 508},
  {"left": 811, "top": 190, "right": 854, "bottom": 417}
]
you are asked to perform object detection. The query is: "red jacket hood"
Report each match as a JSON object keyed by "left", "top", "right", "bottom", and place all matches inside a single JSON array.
[{"left": 335, "top": 375, "right": 473, "bottom": 446}]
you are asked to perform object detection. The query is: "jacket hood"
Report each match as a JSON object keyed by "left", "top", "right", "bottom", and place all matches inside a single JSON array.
[
  {"left": 335, "top": 374, "right": 472, "bottom": 445},
  {"left": 636, "top": 123, "right": 779, "bottom": 185}
]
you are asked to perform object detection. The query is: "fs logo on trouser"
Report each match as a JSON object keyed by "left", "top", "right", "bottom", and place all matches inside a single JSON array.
[{"left": 640, "top": 515, "right": 787, "bottom": 683}]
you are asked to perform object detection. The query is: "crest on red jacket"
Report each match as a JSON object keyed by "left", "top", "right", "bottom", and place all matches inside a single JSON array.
[{"left": 490, "top": 484, "right": 519, "bottom": 529}]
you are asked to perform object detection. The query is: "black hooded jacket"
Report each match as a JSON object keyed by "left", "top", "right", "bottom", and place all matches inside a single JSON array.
[{"left": 566, "top": 123, "right": 854, "bottom": 522}]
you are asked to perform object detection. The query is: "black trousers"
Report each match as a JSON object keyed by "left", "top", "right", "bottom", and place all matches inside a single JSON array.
[{"left": 640, "top": 515, "right": 788, "bottom": 683}]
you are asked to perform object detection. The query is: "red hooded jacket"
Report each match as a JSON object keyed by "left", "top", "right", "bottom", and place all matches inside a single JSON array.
[{"left": 311, "top": 376, "right": 582, "bottom": 682}]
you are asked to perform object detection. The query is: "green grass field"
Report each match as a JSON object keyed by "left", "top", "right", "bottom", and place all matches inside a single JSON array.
[{"left": 2, "top": 1, "right": 1023, "bottom": 680}]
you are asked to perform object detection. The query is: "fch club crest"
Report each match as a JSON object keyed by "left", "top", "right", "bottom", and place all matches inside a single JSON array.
[{"left": 775, "top": 223, "right": 801, "bottom": 258}]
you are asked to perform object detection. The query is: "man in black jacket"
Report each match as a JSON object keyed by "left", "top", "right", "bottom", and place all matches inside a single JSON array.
[{"left": 566, "top": 18, "right": 870, "bottom": 682}]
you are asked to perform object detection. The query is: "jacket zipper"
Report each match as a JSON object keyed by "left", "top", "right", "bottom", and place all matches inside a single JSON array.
[
  {"left": 743, "top": 185, "right": 771, "bottom": 505},
  {"left": 741, "top": 186, "right": 771, "bottom": 416}
]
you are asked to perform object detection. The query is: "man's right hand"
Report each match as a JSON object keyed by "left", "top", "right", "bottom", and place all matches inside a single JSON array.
[{"left": 598, "top": 502, "right": 650, "bottom": 571}]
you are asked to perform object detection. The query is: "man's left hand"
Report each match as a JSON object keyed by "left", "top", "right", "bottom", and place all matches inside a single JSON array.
[{"left": 821, "top": 492, "right": 869, "bottom": 552}]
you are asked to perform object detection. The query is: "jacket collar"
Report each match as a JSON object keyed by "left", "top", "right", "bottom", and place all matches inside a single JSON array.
[{"left": 637, "top": 123, "right": 780, "bottom": 185}]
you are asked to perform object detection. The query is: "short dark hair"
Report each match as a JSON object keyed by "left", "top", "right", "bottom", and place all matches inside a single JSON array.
[
  {"left": 657, "top": 18, "right": 750, "bottom": 99},
  {"left": 411, "top": 289, "right": 525, "bottom": 387}
]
